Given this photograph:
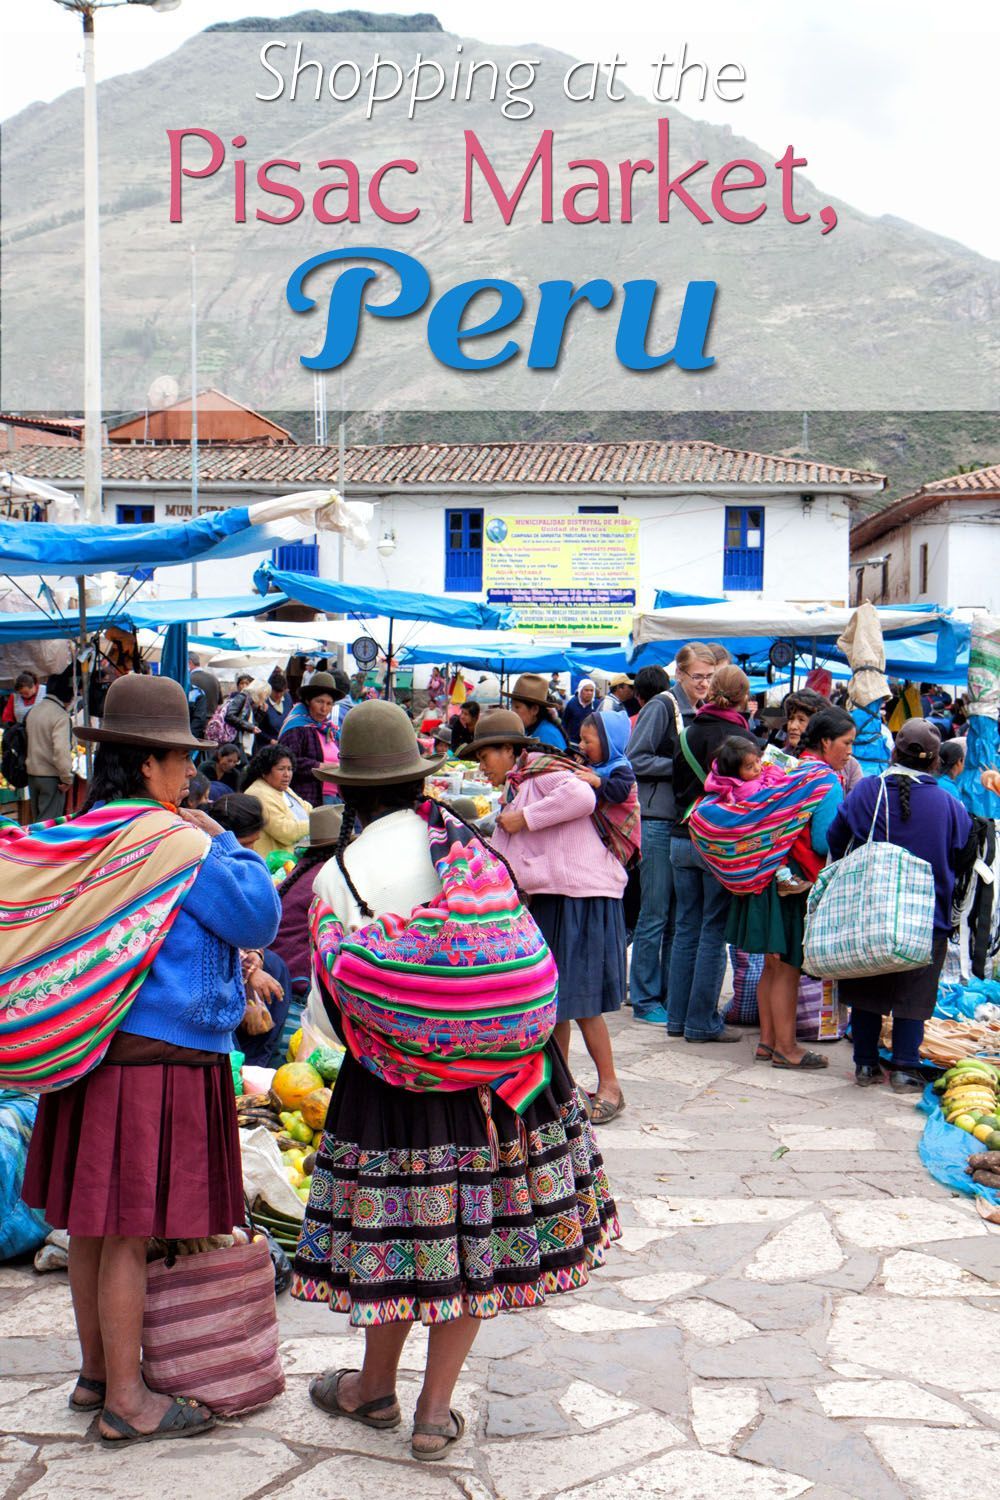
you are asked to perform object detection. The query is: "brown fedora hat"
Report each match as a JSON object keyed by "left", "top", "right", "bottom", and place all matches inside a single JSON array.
[
  {"left": 316, "top": 700, "right": 446, "bottom": 787},
  {"left": 505, "top": 673, "right": 552, "bottom": 708},
  {"left": 464, "top": 709, "right": 536, "bottom": 758},
  {"left": 76, "top": 675, "right": 213, "bottom": 751},
  {"left": 303, "top": 802, "right": 344, "bottom": 848},
  {"left": 300, "top": 670, "right": 347, "bottom": 704}
]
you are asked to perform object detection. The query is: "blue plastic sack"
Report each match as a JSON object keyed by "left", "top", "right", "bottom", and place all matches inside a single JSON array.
[
  {"left": 0, "top": 1089, "right": 51, "bottom": 1260},
  {"left": 935, "top": 977, "right": 1000, "bottom": 1021},
  {"left": 917, "top": 1082, "right": 1000, "bottom": 1206}
]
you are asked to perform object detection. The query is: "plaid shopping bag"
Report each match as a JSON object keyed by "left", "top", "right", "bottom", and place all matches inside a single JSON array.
[{"left": 802, "top": 777, "right": 935, "bottom": 979}]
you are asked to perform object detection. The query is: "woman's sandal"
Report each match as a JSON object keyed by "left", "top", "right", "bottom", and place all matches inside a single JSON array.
[
  {"left": 588, "top": 1093, "right": 626, "bottom": 1125},
  {"left": 771, "top": 1050, "right": 829, "bottom": 1070},
  {"left": 99, "top": 1396, "right": 215, "bottom": 1448},
  {"left": 754, "top": 1044, "right": 774, "bottom": 1062},
  {"left": 412, "top": 1408, "right": 465, "bottom": 1462},
  {"left": 68, "top": 1375, "right": 106, "bottom": 1412},
  {"left": 309, "top": 1368, "right": 401, "bottom": 1429}
]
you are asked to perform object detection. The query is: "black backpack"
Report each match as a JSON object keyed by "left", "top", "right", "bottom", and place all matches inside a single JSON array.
[{"left": 1, "top": 721, "right": 29, "bottom": 789}]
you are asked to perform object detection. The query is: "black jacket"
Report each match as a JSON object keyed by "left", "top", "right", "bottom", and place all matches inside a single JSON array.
[{"left": 672, "top": 708, "right": 758, "bottom": 840}]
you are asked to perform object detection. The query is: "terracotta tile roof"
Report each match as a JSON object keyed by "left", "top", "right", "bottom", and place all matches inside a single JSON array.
[
  {"left": 851, "top": 460, "right": 1000, "bottom": 551},
  {"left": 7, "top": 438, "right": 885, "bottom": 492},
  {"left": 0, "top": 413, "right": 84, "bottom": 436}
]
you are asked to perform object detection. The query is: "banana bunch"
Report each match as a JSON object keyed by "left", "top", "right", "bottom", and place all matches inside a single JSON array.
[{"left": 934, "top": 1059, "right": 1000, "bottom": 1148}]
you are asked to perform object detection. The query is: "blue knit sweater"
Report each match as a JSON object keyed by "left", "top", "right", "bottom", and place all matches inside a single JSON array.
[{"left": 119, "top": 830, "right": 280, "bottom": 1053}]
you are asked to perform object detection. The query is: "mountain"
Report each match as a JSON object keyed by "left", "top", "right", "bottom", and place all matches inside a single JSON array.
[{"left": 2, "top": 9, "right": 997, "bottom": 453}]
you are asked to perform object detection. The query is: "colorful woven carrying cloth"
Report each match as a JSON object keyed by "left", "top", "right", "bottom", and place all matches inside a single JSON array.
[
  {"left": 688, "top": 762, "right": 837, "bottom": 895},
  {"left": 310, "top": 799, "right": 558, "bottom": 1114},
  {"left": 0, "top": 801, "right": 209, "bottom": 1092}
]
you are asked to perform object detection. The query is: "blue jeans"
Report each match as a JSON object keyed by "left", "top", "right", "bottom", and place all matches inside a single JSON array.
[
  {"left": 852, "top": 1009, "right": 924, "bottom": 1069},
  {"left": 629, "top": 819, "right": 675, "bottom": 1014},
  {"left": 667, "top": 838, "right": 732, "bottom": 1039}
]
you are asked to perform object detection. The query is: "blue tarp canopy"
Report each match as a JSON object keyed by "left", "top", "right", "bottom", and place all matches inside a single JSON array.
[
  {"left": 256, "top": 563, "right": 517, "bottom": 632},
  {"left": 0, "top": 509, "right": 312, "bottom": 577},
  {"left": 0, "top": 595, "right": 288, "bottom": 643}
]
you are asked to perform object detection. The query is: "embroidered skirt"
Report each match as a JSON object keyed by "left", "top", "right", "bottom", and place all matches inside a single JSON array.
[{"left": 291, "top": 1041, "right": 620, "bottom": 1326}]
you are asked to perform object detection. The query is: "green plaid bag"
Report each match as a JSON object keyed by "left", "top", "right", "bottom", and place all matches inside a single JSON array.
[{"left": 802, "top": 777, "right": 935, "bottom": 979}]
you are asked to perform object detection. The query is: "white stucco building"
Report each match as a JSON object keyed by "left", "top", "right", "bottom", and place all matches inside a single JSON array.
[
  {"left": 851, "top": 462, "right": 1000, "bottom": 614},
  {"left": 11, "top": 438, "right": 885, "bottom": 618}
]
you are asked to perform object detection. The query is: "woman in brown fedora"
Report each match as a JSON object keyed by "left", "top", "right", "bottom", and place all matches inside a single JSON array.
[
  {"left": 507, "top": 673, "right": 569, "bottom": 751},
  {"left": 18, "top": 675, "right": 280, "bottom": 1448},
  {"left": 278, "top": 670, "right": 348, "bottom": 807},
  {"left": 292, "top": 702, "right": 618, "bottom": 1462}
]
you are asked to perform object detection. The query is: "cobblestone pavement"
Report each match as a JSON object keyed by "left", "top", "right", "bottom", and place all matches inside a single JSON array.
[{"left": 3, "top": 1016, "right": 1000, "bottom": 1499}]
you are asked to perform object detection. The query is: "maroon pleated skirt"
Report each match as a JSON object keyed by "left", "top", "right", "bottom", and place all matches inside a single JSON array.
[{"left": 22, "top": 1055, "right": 244, "bottom": 1239}]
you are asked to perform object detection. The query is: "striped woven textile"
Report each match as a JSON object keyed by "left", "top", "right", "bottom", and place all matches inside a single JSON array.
[
  {"left": 0, "top": 801, "right": 208, "bottom": 1092},
  {"left": 143, "top": 1235, "right": 284, "bottom": 1416},
  {"left": 688, "top": 762, "right": 836, "bottom": 895},
  {"left": 311, "top": 799, "right": 558, "bottom": 1115}
]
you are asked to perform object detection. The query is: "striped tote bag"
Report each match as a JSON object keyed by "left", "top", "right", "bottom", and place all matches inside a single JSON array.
[{"left": 142, "top": 1234, "right": 284, "bottom": 1416}]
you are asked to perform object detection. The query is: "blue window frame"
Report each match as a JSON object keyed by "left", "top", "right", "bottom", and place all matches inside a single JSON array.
[
  {"left": 723, "top": 506, "right": 765, "bottom": 591},
  {"left": 115, "top": 504, "right": 156, "bottom": 580},
  {"left": 272, "top": 538, "right": 319, "bottom": 575},
  {"left": 444, "top": 508, "right": 483, "bottom": 592}
]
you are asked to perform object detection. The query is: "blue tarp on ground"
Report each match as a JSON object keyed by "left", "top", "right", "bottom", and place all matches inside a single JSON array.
[
  {"left": 0, "top": 508, "right": 307, "bottom": 577},
  {"left": 257, "top": 563, "right": 517, "bottom": 631},
  {"left": 918, "top": 1083, "right": 1000, "bottom": 1207},
  {"left": 0, "top": 594, "right": 288, "bottom": 643}
]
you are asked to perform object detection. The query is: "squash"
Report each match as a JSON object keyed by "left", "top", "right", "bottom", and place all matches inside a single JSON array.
[
  {"left": 300, "top": 1087, "right": 332, "bottom": 1131},
  {"left": 271, "top": 1061, "right": 324, "bottom": 1110}
]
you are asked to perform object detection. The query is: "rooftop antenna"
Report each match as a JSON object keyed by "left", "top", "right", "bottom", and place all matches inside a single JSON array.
[{"left": 314, "top": 371, "right": 328, "bottom": 445}]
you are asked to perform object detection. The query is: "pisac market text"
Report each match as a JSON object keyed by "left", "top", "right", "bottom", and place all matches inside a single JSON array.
[{"left": 166, "top": 120, "right": 837, "bottom": 375}]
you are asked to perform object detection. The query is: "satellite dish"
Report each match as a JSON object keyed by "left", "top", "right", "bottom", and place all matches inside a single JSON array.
[{"left": 147, "top": 375, "right": 180, "bottom": 410}]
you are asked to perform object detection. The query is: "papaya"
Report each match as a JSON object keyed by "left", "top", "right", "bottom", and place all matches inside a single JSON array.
[
  {"left": 300, "top": 1087, "right": 332, "bottom": 1131},
  {"left": 272, "top": 1061, "right": 324, "bottom": 1110}
]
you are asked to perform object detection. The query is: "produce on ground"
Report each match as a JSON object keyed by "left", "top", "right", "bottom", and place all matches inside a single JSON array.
[
  {"left": 913, "top": 1018, "right": 1000, "bottom": 1067},
  {"left": 236, "top": 1090, "right": 324, "bottom": 1201},
  {"left": 271, "top": 1061, "right": 324, "bottom": 1110},
  {"left": 933, "top": 1060, "right": 1000, "bottom": 1149}
]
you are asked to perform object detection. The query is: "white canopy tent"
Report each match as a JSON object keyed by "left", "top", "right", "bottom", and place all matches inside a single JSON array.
[{"left": 632, "top": 599, "right": 950, "bottom": 643}]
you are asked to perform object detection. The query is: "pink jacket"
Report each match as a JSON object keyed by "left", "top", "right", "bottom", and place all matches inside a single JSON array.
[{"left": 491, "top": 767, "right": 627, "bottom": 899}]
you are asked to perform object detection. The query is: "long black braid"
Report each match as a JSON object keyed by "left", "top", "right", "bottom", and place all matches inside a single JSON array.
[
  {"left": 890, "top": 744, "right": 939, "bottom": 821},
  {"left": 333, "top": 789, "right": 372, "bottom": 917}
]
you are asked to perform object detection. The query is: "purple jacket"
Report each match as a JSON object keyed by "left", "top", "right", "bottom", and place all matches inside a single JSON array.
[
  {"left": 279, "top": 723, "right": 325, "bottom": 807},
  {"left": 827, "top": 772, "right": 975, "bottom": 933},
  {"left": 270, "top": 860, "right": 322, "bottom": 986}
]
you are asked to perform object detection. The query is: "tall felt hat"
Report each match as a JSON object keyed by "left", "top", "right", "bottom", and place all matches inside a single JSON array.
[
  {"left": 76, "top": 674, "right": 212, "bottom": 751},
  {"left": 505, "top": 673, "right": 552, "bottom": 707},
  {"left": 315, "top": 700, "right": 446, "bottom": 786},
  {"left": 299, "top": 670, "right": 346, "bottom": 703},
  {"left": 464, "top": 709, "right": 536, "bottom": 757},
  {"left": 303, "top": 802, "right": 344, "bottom": 848}
]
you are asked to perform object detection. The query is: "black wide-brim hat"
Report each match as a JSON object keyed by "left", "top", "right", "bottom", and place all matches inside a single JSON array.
[{"left": 76, "top": 674, "right": 213, "bottom": 751}]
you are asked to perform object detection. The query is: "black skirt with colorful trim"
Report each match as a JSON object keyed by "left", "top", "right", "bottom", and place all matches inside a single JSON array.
[{"left": 290, "top": 1040, "right": 620, "bottom": 1326}]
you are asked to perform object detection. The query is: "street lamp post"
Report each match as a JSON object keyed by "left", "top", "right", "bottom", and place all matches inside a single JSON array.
[
  {"left": 52, "top": 0, "right": 181, "bottom": 528},
  {"left": 53, "top": 0, "right": 179, "bottom": 771}
]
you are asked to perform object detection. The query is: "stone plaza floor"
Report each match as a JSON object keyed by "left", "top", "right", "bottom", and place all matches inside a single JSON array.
[{"left": 2, "top": 1014, "right": 1000, "bottom": 1498}]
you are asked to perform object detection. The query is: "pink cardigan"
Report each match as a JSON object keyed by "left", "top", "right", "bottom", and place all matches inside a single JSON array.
[{"left": 491, "top": 767, "right": 627, "bottom": 899}]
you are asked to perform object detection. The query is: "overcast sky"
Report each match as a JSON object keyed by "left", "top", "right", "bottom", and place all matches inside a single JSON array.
[{"left": 3, "top": 0, "right": 998, "bottom": 259}]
